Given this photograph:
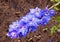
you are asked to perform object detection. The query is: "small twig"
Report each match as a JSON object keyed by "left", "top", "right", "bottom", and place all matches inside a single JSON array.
[{"left": 49, "top": 2, "right": 60, "bottom": 9}]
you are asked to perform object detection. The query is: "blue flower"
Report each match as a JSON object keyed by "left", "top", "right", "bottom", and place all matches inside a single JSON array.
[
  {"left": 7, "top": 30, "right": 18, "bottom": 38},
  {"left": 27, "top": 25, "right": 37, "bottom": 32},
  {"left": 27, "top": 17, "right": 40, "bottom": 26},
  {"left": 39, "top": 15, "right": 51, "bottom": 25},
  {"left": 8, "top": 20, "right": 20, "bottom": 31},
  {"left": 7, "top": 7, "right": 55, "bottom": 38},
  {"left": 9, "top": 20, "right": 20, "bottom": 28},
  {"left": 48, "top": 9, "right": 55, "bottom": 17},
  {"left": 18, "top": 26, "right": 29, "bottom": 37}
]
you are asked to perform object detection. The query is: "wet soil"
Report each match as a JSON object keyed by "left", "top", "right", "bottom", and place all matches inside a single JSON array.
[{"left": 0, "top": 0, "right": 60, "bottom": 42}]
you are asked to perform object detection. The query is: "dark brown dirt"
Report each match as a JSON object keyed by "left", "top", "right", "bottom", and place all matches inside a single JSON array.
[{"left": 0, "top": 0, "right": 60, "bottom": 42}]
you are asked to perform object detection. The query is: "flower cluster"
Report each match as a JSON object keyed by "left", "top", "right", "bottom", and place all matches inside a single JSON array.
[{"left": 7, "top": 7, "right": 55, "bottom": 38}]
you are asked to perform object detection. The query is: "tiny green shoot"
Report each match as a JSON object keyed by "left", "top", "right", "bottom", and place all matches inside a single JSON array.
[{"left": 50, "top": 26, "right": 57, "bottom": 36}]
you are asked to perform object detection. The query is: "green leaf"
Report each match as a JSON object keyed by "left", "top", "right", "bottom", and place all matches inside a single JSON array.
[
  {"left": 54, "top": 16, "right": 60, "bottom": 22},
  {"left": 50, "top": 26, "right": 57, "bottom": 36}
]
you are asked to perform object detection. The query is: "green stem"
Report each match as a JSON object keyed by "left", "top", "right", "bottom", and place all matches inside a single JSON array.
[{"left": 49, "top": 2, "right": 60, "bottom": 9}]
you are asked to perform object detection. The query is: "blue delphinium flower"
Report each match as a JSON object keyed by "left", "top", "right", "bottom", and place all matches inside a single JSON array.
[{"left": 7, "top": 7, "right": 55, "bottom": 38}]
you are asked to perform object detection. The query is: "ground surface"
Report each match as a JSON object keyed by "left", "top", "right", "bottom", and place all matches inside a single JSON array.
[{"left": 0, "top": 0, "right": 60, "bottom": 42}]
